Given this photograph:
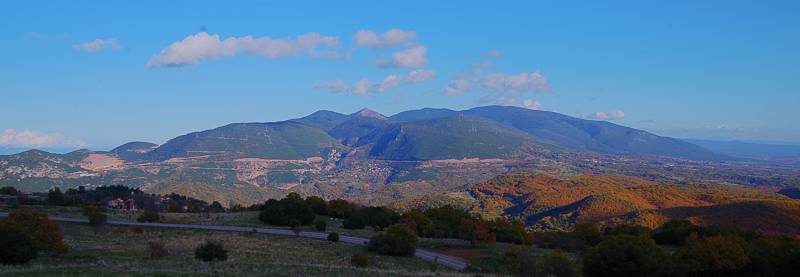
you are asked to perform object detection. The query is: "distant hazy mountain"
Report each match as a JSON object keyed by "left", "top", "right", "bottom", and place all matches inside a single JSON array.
[
  {"left": 392, "top": 106, "right": 723, "bottom": 160},
  {"left": 147, "top": 121, "right": 344, "bottom": 161},
  {"left": 110, "top": 141, "right": 158, "bottom": 161},
  {"left": 358, "top": 116, "right": 554, "bottom": 160},
  {"left": 683, "top": 139, "right": 800, "bottom": 160}
]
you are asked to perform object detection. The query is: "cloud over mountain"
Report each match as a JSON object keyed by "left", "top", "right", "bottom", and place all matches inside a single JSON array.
[
  {"left": 146, "top": 32, "right": 341, "bottom": 68},
  {"left": 0, "top": 129, "right": 87, "bottom": 148},
  {"left": 314, "top": 69, "right": 436, "bottom": 96},
  {"left": 586, "top": 111, "right": 626, "bottom": 121},
  {"left": 354, "top": 29, "right": 416, "bottom": 48}
]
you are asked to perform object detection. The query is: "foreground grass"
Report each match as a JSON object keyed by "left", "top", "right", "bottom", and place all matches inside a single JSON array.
[
  {"left": 8, "top": 206, "right": 383, "bottom": 238},
  {"left": 419, "top": 239, "right": 581, "bottom": 274},
  {"left": 0, "top": 223, "right": 463, "bottom": 277}
]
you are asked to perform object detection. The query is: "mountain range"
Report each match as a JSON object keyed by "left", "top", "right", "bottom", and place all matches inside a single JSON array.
[
  {"left": 1, "top": 105, "right": 797, "bottom": 221},
  {"left": 128, "top": 105, "right": 724, "bottom": 162}
]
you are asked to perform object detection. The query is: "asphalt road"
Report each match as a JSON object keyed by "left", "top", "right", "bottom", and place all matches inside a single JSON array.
[{"left": 0, "top": 211, "right": 469, "bottom": 271}]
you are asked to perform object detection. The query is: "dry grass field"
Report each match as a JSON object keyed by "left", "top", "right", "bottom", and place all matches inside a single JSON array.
[{"left": 0, "top": 222, "right": 464, "bottom": 277}]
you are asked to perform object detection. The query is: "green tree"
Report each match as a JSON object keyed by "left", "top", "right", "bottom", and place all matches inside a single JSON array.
[
  {"left": 46, "top": 187, "right": 64, "bottom": 206},
  {"left": 315, "top": 218, "right": 327, "bottom": 231},
  {"left": 343, "top": 209, "right": 368, "bottom": 229},
  {"left": 459, "top": 216, "right": 495, "bottom": 246},
  {"left": 328, "top": 199, "right": 356, "bottom": 218},
  {"left": 675, "top": 235, "right": 751, "bottom": 276},
  {"left": 399, "top": 209, "right": 434, "bottom": 236},
  {"left": 583, "top": 235, "right": 667, "bottom": 277},
  {"left": 327, "top": 232, "right": 340, "bottom": 242},
  {"left": 653, "top": 219, "right": 701, "bottom": 245},
  {"left": 365, "top": 206, "right": 400, "bottom": 230},
  {"left": 0, "top": 186, "right": 18, "bottom": 195},
  {"left": 3, "top": 208, "right": 68, "bottom": 253},
  {"left": 605, "top": 224, "right": 651, "bottom": 237},
  {"left": 209, "top": 201, "right": 225, "bottom": 213},
  {"left": 0, "top": 225, "right": 38, "bottom": 265},
  {"left": 368, "top": 224, "right": 418, "bottom": 256},
  {"left": 86, "top": 209, "right": 107, "bottom": 234},
  {"left": 747, "top": 236, "right": 800, "bottom": 276},
  {"left": 572, "top": 223, "right": 603, "bottom": 247},
  {"left": 258, "top": 195, "right": 315, "bottom": 226},
  {"left": 490, "top": 218, "right": 528, "bottom": 244},
  {"left": 425, "top": 205, "right": 468, "bottom": 238},
  {"left": 305, "top": 196, "right": 328, "bottom": 215}
]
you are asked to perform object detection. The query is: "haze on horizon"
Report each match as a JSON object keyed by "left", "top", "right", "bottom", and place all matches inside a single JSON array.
[{"left": 2, "top": 0, "right": 799, "bottom": 153}]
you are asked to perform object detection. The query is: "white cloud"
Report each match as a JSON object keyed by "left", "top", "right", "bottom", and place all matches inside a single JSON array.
[
  {"left": 405, "top": 69, "right": 436, "bottom": 83},
  {"left": 354, "top": 29, "right": 416, "bottom": 48},
  {"left": 314, "top": 69, "right": 436, "bottom": 96},
  {"left": 377, "top": 74, "right": 402, "bottom": 92},
  {"left": 146, "top": 32, "right": 341, "bottom": 68},
  {"left": 483, "top": 49, "right": 503, "bottom": 57},
  {"left": 377, "top": 45, "right": 428, "bottom": 68},
  {"left": 0, "top": 129, "right": 87, "bottom": 148},
  {"left": 444, "top": 78, "right": 471, "bottom": 96},
  {"left": 586, "top": 111, "right": 625, "bottom": 121},
  {"left": 482, "top": 71, "right": 550, "bottom": 93},
  {"left": 495, "top": 98, "right": 544, "bottom": 110},
  {"left": 443, "top": 69, "right": 549, "bottom": 97},
  {"left": 73, "top": 38, "right": 122, "bottom": 52}
]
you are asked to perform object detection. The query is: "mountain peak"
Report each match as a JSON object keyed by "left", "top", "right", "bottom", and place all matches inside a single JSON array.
[{"left": 353, "top": 108, "right": 387, "bottom": 120}]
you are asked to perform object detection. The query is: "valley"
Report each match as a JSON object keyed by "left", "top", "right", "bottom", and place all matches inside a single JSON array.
[{"left": 1, "top": 106, "right": 799, "bottom": 234}]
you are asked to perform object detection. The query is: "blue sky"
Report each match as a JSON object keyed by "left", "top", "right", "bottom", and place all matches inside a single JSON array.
[{"left": 1, "top": 0, "right": 799, "bottom": 151}]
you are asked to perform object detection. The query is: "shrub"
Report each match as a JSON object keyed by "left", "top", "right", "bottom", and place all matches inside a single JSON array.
[
  {"left": 148, "top": 241, "right": 169, "bottom": 259},
  {"left": 583, "top": 235, "right": 667, "bottom": 277},
  {"left": 674, "top": 235, "right": 751, "bottom": 275},
  {"left": 459, "top": 216, "right": 495, "bottom": 246},
  {"left": 365, "top": 206, "right": 400, "bottom": 230},
  {"left": 290, "top": 219, "right": 302, "bottom": 235},
  {"left": 209, "top": 201, "right": 225, "bottom": 213},
  {"left": 342, "top": 211, "right": 368, "bottom": 229},
  {"left": 258, "top": 195, "right": 315, "bottom": 226},
  {"left": 327, "top": 199, "right": 356, "bottom": 218},
  {"left": 46, "top": 187, "right": 65, "bottom": 206},
  {"left": 0, "top": 226, "right": 38, "bottom": 265},
  {"left": 532, "top": 250, "right": 578, "bottom": 277},
  {"left": 195, "top": 240, "right": 228, "bottom": 262},
  {"left": 0, "top": 186, "right": 19, "bottom": 195},
  {"left": 137, "top": 210, "right": 160, "bottom": 223},
  {"left": 400, "top": 209, "right": 433, "bottom": 236},
  {"left": 327, "top": 232, "right": 340, "bottom": 242},
  {"left": 87, "top": 210, "right": 107, "bottom": 233},
  {"left": 259, "top": 205, "right": 288, "bottom": 225},
  {"left": 425, "top": 205, "right": 469, "bottom": 238},
  {"left": 653, "top": 219, "right": 701, "bottom": 245},
  {"left": 4, "top": 208, "right": 68, "bottom": 253},
  {"left": 368, "top": 224, "right": 418, "bottom": 256},
  {"left": 489, "top": 218, "right": 527, "bottom": 244},
  {"left": 351, "top": 253, "right": 370, "bottom": 268},
  {"left": 315, "top": 218, "right": 327, "bottom": 231},
  {"left": 84, "top": 205, "right": 107, "bottom": 227},
  {"left": 572, "top": 223, "right": 603, "bottom": 247},
  {"left": 305, "top": 196, "right": 328, "bottom": 215},
  {"left": 605, "top": 224, "right": 651, "bottom": 237},
  {"left": 131, "top": 227, "right": 144, "bottom": 234}
]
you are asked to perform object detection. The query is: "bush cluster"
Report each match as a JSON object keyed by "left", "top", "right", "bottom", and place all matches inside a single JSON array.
[
  {"left": 195, "top": 240, "right": 228, "bottom": 262},
  {"left": 368, "top": 224, "right": 419, "bottom": 256}
]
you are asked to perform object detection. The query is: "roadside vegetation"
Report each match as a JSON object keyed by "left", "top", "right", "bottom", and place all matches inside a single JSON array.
[{"left": 4, "top": 187, "right": 800, "bottom": 276}]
